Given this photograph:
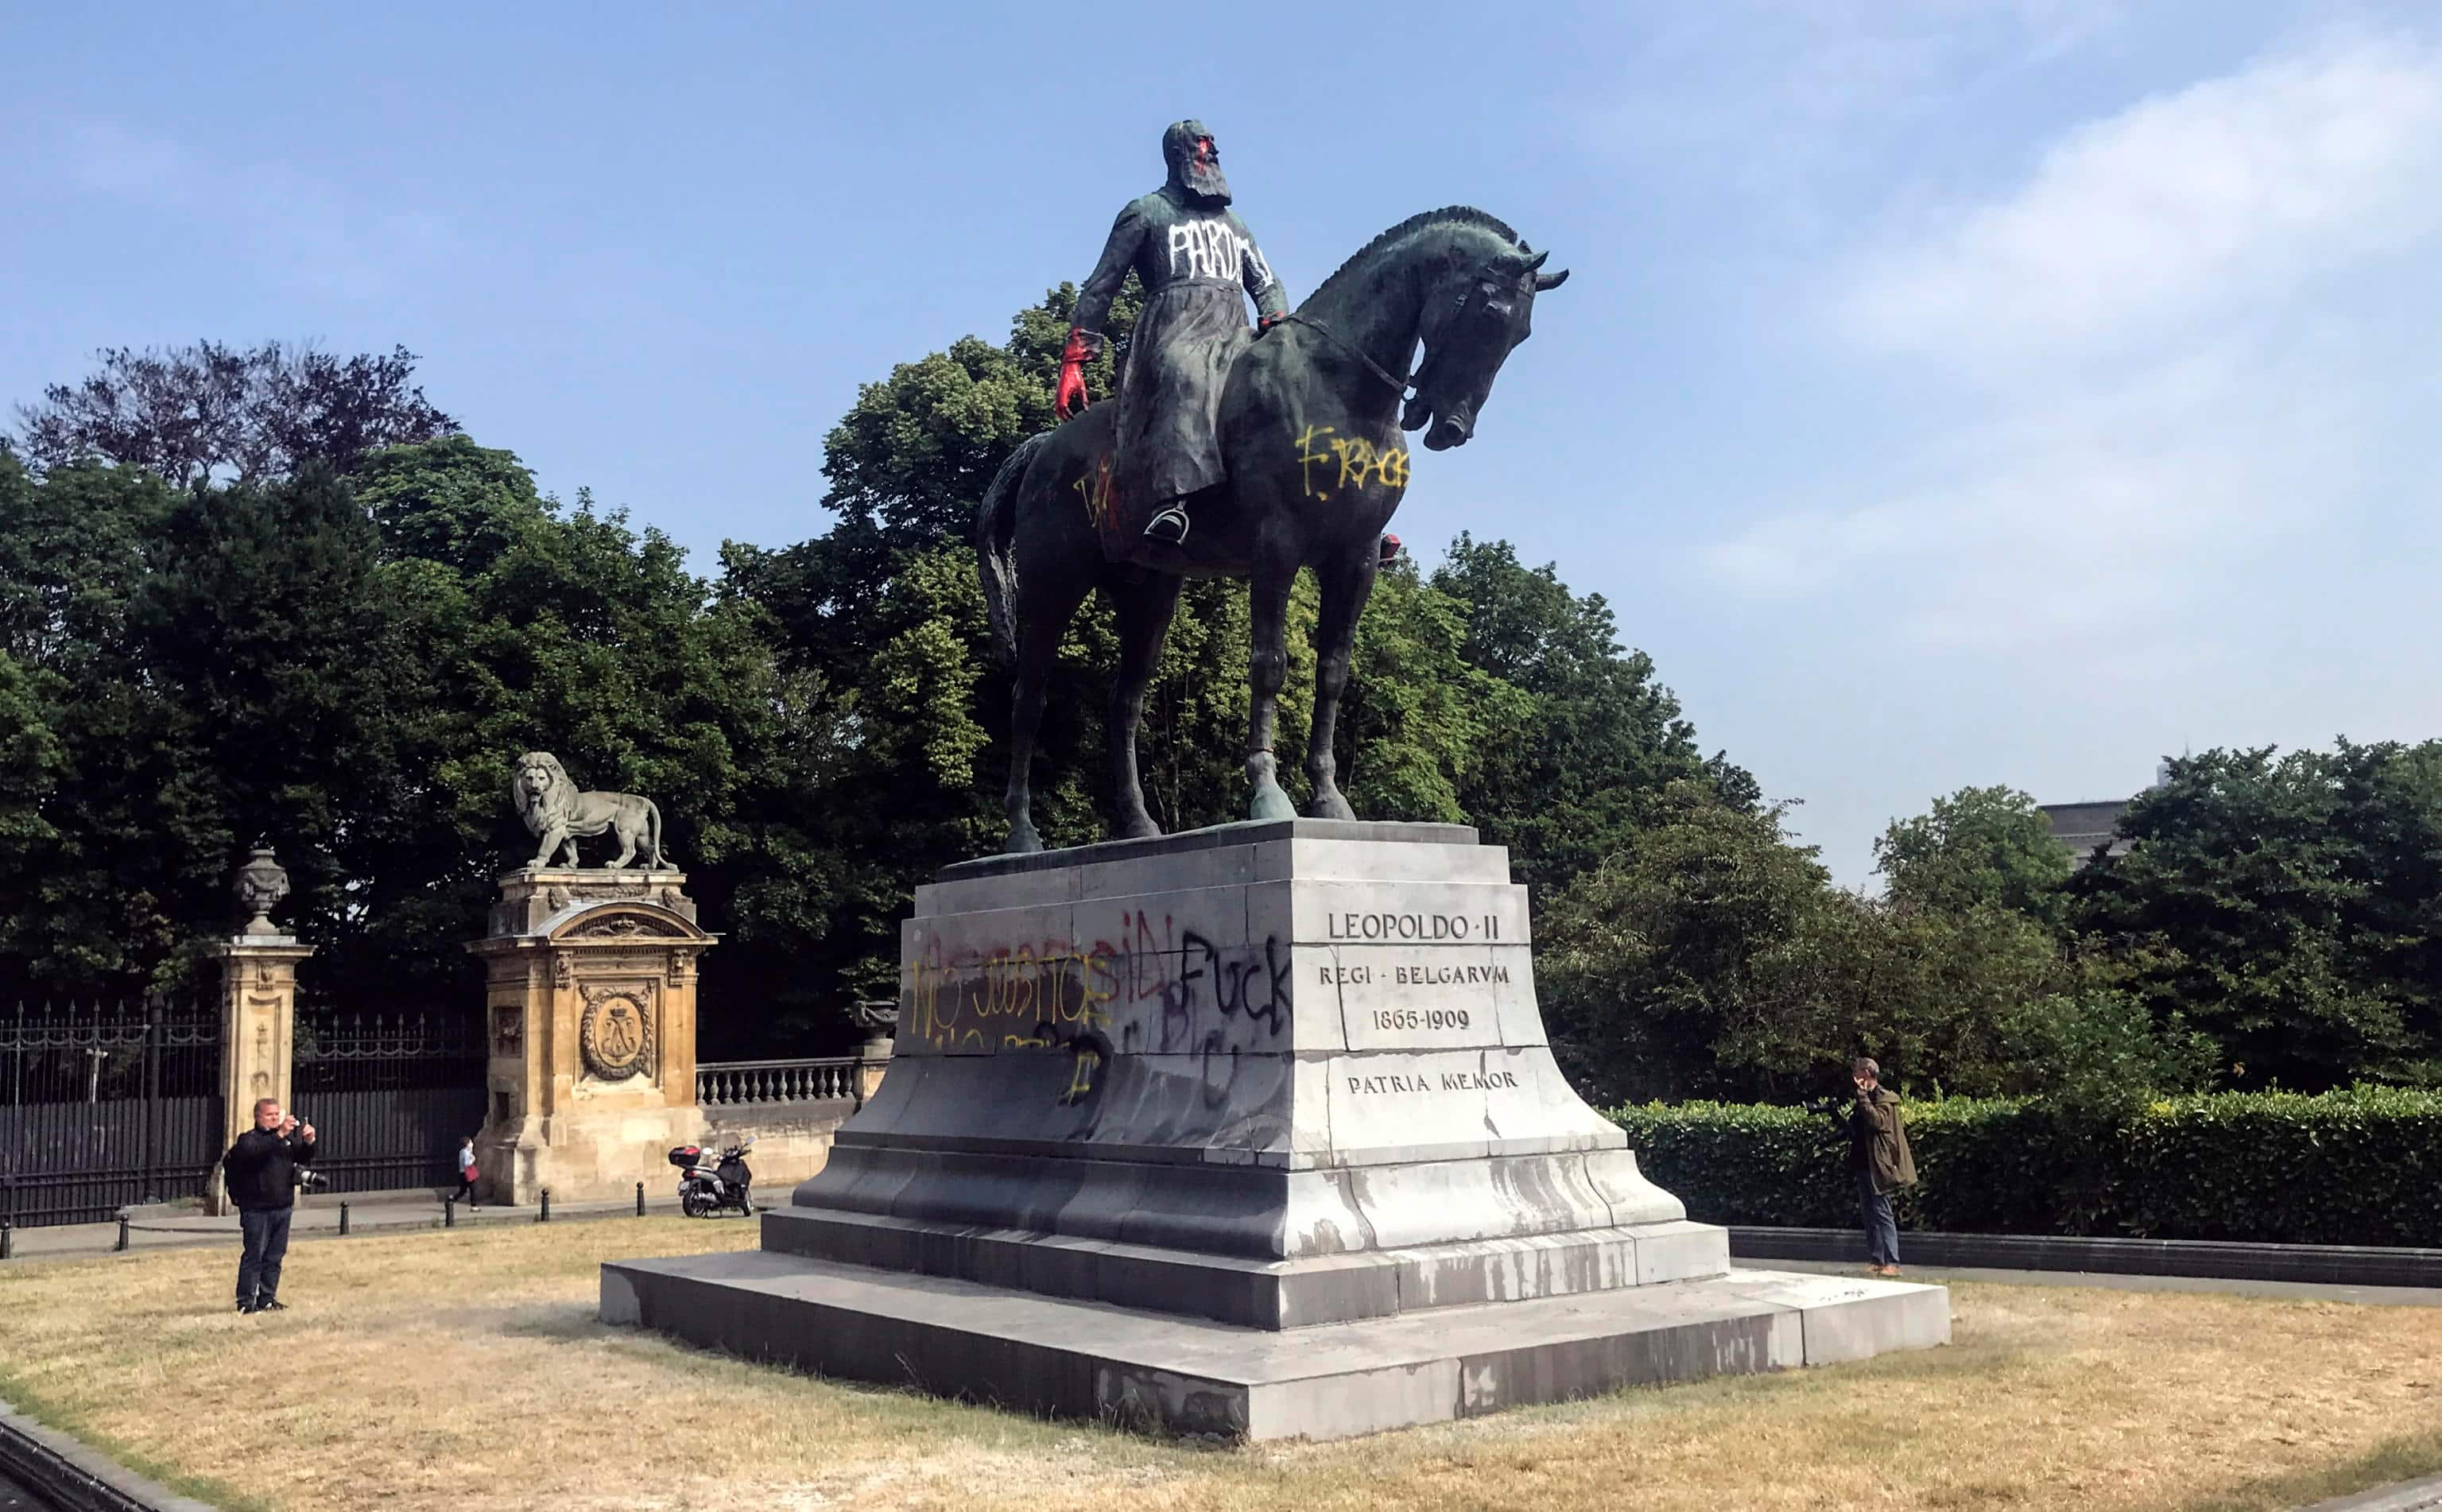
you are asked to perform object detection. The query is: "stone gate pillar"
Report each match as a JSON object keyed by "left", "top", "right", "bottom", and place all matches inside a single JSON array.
[
  {"left": 208, "top": 843, "right": 311, "bottom": 1215},
  {"left": 468, "top": 868, "right": 715, "bottom": 1205}
]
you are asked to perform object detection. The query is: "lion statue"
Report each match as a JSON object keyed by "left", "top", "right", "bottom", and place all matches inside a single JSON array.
[{"left": 512, "top": 752, "right": 670, "bottom": 870}]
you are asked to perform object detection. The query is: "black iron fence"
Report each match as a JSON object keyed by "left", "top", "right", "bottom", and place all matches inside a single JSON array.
[
  {"left": 2, "top": 998, "right": 223, "bottom": 1227},
  {"left": 293, "top": 1006, "right": 487, "bottom": 1194},
  {"left": 696, "top": 1056, "right": 873, "bottom": 1107}
]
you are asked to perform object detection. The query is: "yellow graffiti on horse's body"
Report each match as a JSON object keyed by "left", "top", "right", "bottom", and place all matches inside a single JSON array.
[
  {"left": 1293, "top": 425, "right": 1409, "bottom": 502},
  {"left": 1073, "top": 454, "right": 1117, "bottom": 530}
]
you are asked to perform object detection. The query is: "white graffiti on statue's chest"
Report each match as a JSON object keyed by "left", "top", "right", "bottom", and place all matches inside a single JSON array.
[{"left": 1165, "top": 217, "right": 1268, "bottom": 285}]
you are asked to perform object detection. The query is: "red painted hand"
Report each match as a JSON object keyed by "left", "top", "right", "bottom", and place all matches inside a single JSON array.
[{"left": 1055, "top": 328, "right": 1094, "bottom": 421}]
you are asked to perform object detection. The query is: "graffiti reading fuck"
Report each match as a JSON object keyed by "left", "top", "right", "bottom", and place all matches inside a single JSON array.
[
  {"left": 904, "top": 906, "right": 1296, "bottom": 1104},
  {"left": 1293, "top": 425, "right": 1409, "bottom": 502}
]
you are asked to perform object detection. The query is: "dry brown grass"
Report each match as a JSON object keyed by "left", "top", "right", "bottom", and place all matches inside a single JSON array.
[{"left": 2, "top": 1219, "right": 2436, "bottom": 1512}]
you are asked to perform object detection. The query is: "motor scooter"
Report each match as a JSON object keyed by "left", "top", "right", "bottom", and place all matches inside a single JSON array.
[{"left": 667, "top": 1135, "right": 756, "bottom": 1217}]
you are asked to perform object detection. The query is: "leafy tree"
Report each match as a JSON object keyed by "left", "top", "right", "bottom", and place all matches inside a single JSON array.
[
  {"left": 351, "top": 438, "right": 833, "bottom": 1047},
  {"left": 2074, "top": 741, "right": 2442, "bottom": 1088},
  {"left": 748, "top": 281, "right": 1143, "bottom": 677},
  {"left": 0, "top": 457, "right": 188, "bottom": 991},
  {"left": 129, "top": 464, "right": 408, "bottom": 990},
  {"left": 1875, "top": 784, "right": 2073, "bottom": 929},
  {"left": 1430, "top": 535, "right": 1753, "bottom": 890},
  {"left": 0, "top": 653, "right": 67, "bottom": 903},
  {"left": 13, "top": 341, "right": 456, "bottom": 487},
  {"left": 1541, "top": 779, "right": 2217, "bottom": 1106},
  {"left": 1538, "top": 781, "right": 1843, "bottom": 1103}
]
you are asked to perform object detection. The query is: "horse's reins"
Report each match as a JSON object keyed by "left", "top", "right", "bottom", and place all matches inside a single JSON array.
[
  {"left": 1276, "top": 314, "right": 1413, "bottom": 398},
  {"left": 1280, "top": 262, "right": 1516, "bottom": 405}
]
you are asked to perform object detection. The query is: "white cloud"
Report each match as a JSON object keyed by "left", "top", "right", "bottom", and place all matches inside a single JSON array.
[
  {"left": 1847, "top": 32, "right": 2442, "bottom": 362},
  {"left": 1709, "top": 29, "right": 2442, "bottom": 648}
]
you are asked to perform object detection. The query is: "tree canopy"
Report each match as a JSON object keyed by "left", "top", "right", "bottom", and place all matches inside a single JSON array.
[
  {"left": 10, "top": 331, "right": 2436, "bottom": 1100},
  {"left": 0, "top": 319, "right": 1745, "bottom": 1061},
  {"left": 13, "top": 341, "right": 457, "bottom": 487}
]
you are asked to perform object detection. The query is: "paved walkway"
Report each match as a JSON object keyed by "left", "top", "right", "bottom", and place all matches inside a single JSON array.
[
  {"left": 1760, "top": 1256, "right": 2442, "bottom": 1308},
  {"left": 2303, "top": 1474, "right": 2442, "bottom": 1510},
  {"left": 2, "top": 1188, "right": 689, "bottom": 1265}
]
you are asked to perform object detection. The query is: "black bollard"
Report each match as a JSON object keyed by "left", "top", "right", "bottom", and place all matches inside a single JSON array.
[
  {"left": 444, "top": 1196, "right": 455, "bottom": 1229},
  {"left": 1, "top": 1218, "right": 12, "bottom": 1261},
  {"left": 339, "top": 1202, "right": 351, "bottom": 1237},
  {"left": 636, "top": 1181, "right": 645, "bottom": 1217},
  {"left": 116, "top": 1215, "right": 130, "bottom": 1253},
  {"left": 539, "top": 1188, "right": 550, "bottom": 1224}
]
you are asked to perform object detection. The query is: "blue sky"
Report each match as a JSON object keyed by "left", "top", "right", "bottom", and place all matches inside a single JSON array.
[{"left": 6, "top": 2, "right": 2438, "bottom": 882}]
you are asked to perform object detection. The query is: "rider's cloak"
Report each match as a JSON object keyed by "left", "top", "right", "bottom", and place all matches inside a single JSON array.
[{"left": 1072, "top": 184, "right": 1290, "bottom": 514}]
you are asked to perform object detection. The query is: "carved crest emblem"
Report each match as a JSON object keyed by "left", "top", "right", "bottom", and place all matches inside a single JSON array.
[{"left": 578, "top": 984, "right": 655, "bottom": 1081}]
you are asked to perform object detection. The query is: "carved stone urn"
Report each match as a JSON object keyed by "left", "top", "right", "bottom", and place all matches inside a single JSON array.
[{"left": 232, "top": 840, "right": 291, "bottom": 938}]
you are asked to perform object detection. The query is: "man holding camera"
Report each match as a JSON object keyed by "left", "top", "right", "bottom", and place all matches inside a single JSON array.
[
  {"left": 223, "top": 1097, "right": 316, "bottom": 1314},
  {"left": 1847, "top": 1058, "right": 1917, "bottom": 1277}
]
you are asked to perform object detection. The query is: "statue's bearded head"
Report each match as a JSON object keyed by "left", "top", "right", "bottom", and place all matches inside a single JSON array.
[{"left": 1163, "top": 119, "right": 1230, "bottom": 207}]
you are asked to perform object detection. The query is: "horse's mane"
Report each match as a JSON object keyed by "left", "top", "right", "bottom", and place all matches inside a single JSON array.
[{"left": 1306, "top": 207, "right": 1524, "bottom": 307}]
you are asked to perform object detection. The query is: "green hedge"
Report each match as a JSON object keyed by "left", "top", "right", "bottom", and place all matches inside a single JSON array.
[{"left": 1606, "top": 1087, "right": 2442, "bottom": 1246}]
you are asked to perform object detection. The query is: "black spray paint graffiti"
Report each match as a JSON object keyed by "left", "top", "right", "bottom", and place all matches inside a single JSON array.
[{"left": 907, "top": 912, "right": 1294, "bottom": 1107}]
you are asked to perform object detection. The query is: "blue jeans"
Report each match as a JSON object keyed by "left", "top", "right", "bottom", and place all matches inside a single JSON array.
[
  {"left": 1857, "top": 1169, "right": 1899, "bottom": 1268},
  {"left": 238, "top": 1205, "right": 293, "bottom": 1305}
]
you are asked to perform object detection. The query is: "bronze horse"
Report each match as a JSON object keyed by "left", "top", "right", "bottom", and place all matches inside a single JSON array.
[{"left": 977, "top": 207, "right": 1568, "bottom": 854}]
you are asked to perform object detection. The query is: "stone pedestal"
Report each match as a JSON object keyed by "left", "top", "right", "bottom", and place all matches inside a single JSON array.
[
  {"left": 208, "top": 936, "right": 312, "bottom": 1215},
  {"left": 469, "top": 868, "right": 717, "bottom": 1205},
  {"left": 604, "top": 822, "right": 1946, "bottom": 1439}
]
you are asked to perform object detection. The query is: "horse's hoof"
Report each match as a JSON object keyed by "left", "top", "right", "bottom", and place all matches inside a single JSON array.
[
  {"left": 1305, "top": 792, "right": 1356, "bottom": 822},
  {"left": 1114, "top": 815, "right": 1163, "bottom": 841},
  {"left": 1248, "top": 783, "right": 1297, "bottom": 823},
  {"left": 1006, "top": 825, "right": 1044, "bottom": 855}
]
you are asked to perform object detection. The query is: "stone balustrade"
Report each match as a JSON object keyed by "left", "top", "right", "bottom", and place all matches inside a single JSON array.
[{"left": 696, "top": 1056, "right": 876, "bottom": 1107}]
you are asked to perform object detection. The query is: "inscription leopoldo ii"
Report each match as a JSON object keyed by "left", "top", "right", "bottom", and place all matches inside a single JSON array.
[
  {"left": 1345, "top": 1068, "right": 1521, "bottom": 1095},
  {"left": 1326, "top": 912, "right": 1505, "bottom": 942}
]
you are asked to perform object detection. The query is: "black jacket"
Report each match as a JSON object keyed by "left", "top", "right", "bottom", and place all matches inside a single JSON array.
[{"left": 223, "top": 1126, "right": 314, "bottom": 1212}]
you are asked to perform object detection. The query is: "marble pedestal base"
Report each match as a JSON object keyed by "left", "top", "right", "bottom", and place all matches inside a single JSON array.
[
  {"left": 603, "top": 1250, "right": 1949, "bottom": 1441},
  {"left": 604, "top": 821, "right": 1948, "bottom": 1437}
]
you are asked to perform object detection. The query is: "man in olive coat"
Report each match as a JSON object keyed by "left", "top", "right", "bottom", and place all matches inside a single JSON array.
[{"left": 1847, "top": 1056, "right": 1917, "bottom": 1276}]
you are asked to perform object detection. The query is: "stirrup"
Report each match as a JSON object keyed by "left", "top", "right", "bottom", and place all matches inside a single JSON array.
[{"left": 1143, "top": 506, "right": 1190, "bottom": 545}]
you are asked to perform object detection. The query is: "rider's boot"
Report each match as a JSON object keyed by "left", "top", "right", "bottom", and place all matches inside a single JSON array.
[
  {"left": 1143, "top": 502, "right": 1191, "bottom": 546},
  {"left": 1379, "top": 533, "right": 1401, "bottom": 564}
]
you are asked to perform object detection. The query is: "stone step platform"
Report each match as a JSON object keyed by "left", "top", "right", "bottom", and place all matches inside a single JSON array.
[
  {"left": 601, "top": 1250, "right": 1949, "bottom": 1441},
  {"left": 762, "top": 1205, "right": 1731, "bottom": 1328}
]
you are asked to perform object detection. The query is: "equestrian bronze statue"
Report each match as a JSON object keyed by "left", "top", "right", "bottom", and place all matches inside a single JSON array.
[{"left": 979, "top": 193, "right": 1568, "bottom": 854}]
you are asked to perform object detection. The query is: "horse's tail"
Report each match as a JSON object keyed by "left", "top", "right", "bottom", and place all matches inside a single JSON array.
[{"left": 977, "top": 432, "right": 1048, "bottom": 664}]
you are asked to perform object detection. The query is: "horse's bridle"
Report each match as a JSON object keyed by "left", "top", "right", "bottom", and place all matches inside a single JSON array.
[
  {"left": 1278, "top": 265, "right": 1517, "bottom": 408},
  {"left": 1277, "top": 313, "right": 1411, "bottom": 397}
]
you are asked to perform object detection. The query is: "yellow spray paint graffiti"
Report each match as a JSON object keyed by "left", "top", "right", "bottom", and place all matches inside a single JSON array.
[
  {"left": 1073, "top": 453, "right": 1117, "bottom": 529},
  {"left": 1293, "top": 425, "right": 1409, "bottom": 502}
]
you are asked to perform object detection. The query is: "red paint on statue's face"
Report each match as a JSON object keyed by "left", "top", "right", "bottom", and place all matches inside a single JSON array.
[{"left": 1194, "top": 136, "right": 1216, "bottom": 165}]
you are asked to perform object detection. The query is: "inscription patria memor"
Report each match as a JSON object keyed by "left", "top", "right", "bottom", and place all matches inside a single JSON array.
[{"left": 1345, "top": 1068, "right": 1521, "bottom": 1095}]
